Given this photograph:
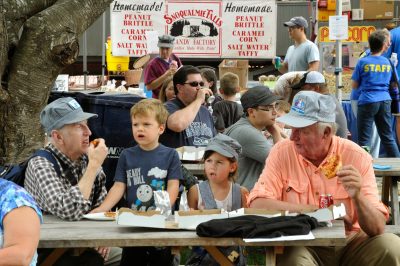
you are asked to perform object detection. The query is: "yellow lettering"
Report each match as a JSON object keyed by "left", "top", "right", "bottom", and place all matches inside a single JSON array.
[
  {"left": 364, "top": 64, "right": 369, "bottom": 72},
  {"left": 369, "top": 64, "right": 375, "bottom": 72},
  {"left": 375, "top": 64, "right": 381, "bottom": 72}
]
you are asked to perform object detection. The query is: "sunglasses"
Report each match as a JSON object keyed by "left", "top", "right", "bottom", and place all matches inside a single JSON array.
[{"left": 183, "top": 81, "right": 205, "bottom": 87}]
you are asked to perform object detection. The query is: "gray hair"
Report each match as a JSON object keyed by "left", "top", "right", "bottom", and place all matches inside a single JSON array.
[{"left": 317, "top": 122, "right": 337, "bottom": 135}]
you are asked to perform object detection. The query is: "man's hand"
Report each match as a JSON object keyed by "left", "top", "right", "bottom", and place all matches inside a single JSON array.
[
  {"left": 196, "top": 87, "right": 213, "bottom": 103},
  {"left": 89, "top": 207, "right": 105, "bottom": 214},
  {"left": 337, "top": 165, "right": 362, "bottom": 199},
  {"left": 95, "top": 247, "right": 111, "bottom": 261},
  {"left": 88, "top": 138, "right": 108, "bottom": 167}
]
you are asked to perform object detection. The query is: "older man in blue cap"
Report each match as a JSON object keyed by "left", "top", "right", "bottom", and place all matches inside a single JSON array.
[
  {"left": 24, "top": 97, "right": 121, "bottom": 265},
  {"left": 250, "top": 91, "right": 400, "bottom": 266}
]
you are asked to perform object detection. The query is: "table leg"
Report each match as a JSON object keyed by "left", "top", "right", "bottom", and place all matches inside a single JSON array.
[
  {"left": 203, "top": 246, "right": 234, "bottom": 266},
  {"left": 265, "top": 247, "right": 276, "bottom": 266},
  {"left": 40, "top": 248, "right": 68, "bottom": 266},
  {"left": 391, "top": 178, "right": 400, "bottom": 225},
  {"left": 382, "top": 176, "right": 390, "bottom": 207}
]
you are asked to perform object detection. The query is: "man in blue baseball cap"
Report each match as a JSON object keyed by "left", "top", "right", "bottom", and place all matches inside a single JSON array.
[{"left": 25, "top": 97, "right": 121, "bottom": 265}]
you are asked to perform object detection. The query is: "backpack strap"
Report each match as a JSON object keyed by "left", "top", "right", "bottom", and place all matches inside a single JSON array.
[
  {"left": 31, "top": 149, "right": 62, "bottom": 177},
  {"left": 232, "top": 183, "right": 242, "bottom": 211},
  {"left": 198, "top": 180, "right": 218, "bottom": 209}
]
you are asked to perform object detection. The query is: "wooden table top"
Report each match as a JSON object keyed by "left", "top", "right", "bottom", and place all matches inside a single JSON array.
[
  {"left": 39, "top": 215, "right": 346, "bottom": 249},
  {"left": 373, "top": 158, "right": 400, "bottom": 176}
]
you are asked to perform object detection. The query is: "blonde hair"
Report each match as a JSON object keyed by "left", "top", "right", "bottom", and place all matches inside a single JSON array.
[
  {"left": 130, "top": 98, "right": 169, "bottom": 125},
  {"left": 277, "top": 100, "right": 291, "bottom": 113},
  {"left": 220, "top": 72, "right": 239, "bottom": 96},
  {"left": 159, "top": 76, "right": 174, "bottom": 103}
]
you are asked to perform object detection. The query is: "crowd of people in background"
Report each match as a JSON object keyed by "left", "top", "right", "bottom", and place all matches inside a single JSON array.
[{"left": 4, "top": 16, "right": 400, "bottom": 266}]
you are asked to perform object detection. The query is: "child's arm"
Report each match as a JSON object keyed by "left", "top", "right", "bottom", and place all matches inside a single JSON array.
[
  {"left": 187, "top": 185, "right": 199, "bottom": 210},
  {"left": 240, "top": 186, "right": 249, "bottom": 208},
  {"left": 91, "top": 182, "right": 126, "bottom": 213},
  {"left": 167, "top": 179, "right": 179, "bottom": 207}
]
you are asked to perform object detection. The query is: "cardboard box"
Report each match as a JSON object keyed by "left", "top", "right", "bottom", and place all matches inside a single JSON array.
[
  {"left": 360, "top": 0, "right": 393, "bottom": 20},
  {"left": 352, "top": 9, "right": 364, "bottom": 20},
  {"left": 305, "top": 203, "right": 346, "bottom": 222},
  {"left": 116, "top": 208, "right": 177, "bottom": 229},
  {"left": 176, "top": 209, "right": 228, "bottom": 230},
  {"left": 228, "top": 208, "right": 285, "bottom": 218},
  {"left": 219, "top": 60, "right": 249, "bottom": 89},
  {"left": 176, "top": 146, "right": 205, "bottom": 161}
]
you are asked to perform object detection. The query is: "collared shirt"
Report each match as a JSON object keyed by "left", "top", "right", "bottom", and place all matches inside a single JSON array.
[
  {"left": 144, "top": 54, "right": 182, "bottom": 99},
  {"left": 24, "top": 144, "right": 107, "bottom": 221},
  {"left": 248, "top": 137, "right": 388, "bottom": 236}
]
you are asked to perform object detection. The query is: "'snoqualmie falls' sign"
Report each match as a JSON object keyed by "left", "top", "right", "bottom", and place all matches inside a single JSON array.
[{"left": 110, "top": 0, "right": 277, "bottom": 58}]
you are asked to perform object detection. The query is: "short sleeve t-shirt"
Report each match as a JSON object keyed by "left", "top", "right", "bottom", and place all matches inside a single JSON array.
[
  {"left": 0, "top": 179, "right": 42, "bottom": 266},
  {"left": 144, "top": 54, "right": 182, "bottom": 99},
  {"left": 114, "top": 144, "right": 182, "bottom": 211},
  {"left": 160, "top": 98, "right": 216, "bottom": 148},
  {"left": 284, "top": 40, "right": 320, "bottom": 72},
  {"left": 351, "top": 55, "right": 394, "bottom": 105}
]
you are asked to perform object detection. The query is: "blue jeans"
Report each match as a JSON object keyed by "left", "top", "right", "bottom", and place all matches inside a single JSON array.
[{"left": 357, "top": 101, "right": 400, "bottom": 157}]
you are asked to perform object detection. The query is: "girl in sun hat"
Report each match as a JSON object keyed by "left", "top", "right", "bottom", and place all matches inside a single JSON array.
[
  {"left": 187, "top": 134, "right": 248, "bottom": 211},
  {"left": 186, "top": 134, "right": 247, "bottom": 266}
]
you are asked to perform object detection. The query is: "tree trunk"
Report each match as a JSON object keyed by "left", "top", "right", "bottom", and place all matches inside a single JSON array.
[{"left": 0, "top": 0, "right": 113, "bottom": 164}]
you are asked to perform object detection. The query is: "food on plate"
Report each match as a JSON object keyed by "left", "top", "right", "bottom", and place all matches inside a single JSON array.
[
  {"left": 104, "top": 211, "right": 116, "bottom": 218},
  {"left": 321, "top": 154, "right": 342, "bottom": 179},
  {"left": 90, "top": 139, "right": 100, "bottom": 147}
]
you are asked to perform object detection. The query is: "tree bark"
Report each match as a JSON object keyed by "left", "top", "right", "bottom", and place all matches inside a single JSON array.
[{"left": 1, "top": 0, "right": 112, "bottom": 163}]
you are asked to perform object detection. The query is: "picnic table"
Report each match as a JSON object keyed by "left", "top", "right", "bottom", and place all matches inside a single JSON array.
[
  {"left": 373, "top": 158, "right": 400, "bottom": 225},
  {"left": 39, "top": 215, "right": 346, "bottom": 266}
]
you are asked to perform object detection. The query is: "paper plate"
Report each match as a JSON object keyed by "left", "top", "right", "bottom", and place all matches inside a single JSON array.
[
  {"left": 83, "top": 212, "right": 115, "bottom": 221},
  {"left": 133, "top": 54, "right": 150, "bottom": 69}
]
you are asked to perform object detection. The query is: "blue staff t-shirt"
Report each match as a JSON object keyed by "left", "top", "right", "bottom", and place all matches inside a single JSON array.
[
  {"left": 114, "top": 144, "right": 182, "bottom": 211},
  {"left": 351, "top": 55, "right": 394, "bottom": 105}
]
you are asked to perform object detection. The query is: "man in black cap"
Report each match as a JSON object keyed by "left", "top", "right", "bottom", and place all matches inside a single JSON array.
[
  {"left": 274, "top": 16, "right": 320, "bottom": 73},
  {"left": 225, "top": 86, "right": 283, "bottom": 190},
  {"left": 144, "top": 34, "right": 182, "bottom": 99}
]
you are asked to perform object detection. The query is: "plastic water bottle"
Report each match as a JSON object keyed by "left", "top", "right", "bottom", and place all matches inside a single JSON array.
[{"left": 390, "top": 53, "right": 398, "bottom": 67}]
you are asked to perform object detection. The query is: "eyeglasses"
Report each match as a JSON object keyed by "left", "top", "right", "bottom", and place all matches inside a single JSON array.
[
  {"left": 256, "top": 104, "right": 278, "bottom": 112},
  {"left": 183, "top": 81, "right": 205, "bottom": 87}
]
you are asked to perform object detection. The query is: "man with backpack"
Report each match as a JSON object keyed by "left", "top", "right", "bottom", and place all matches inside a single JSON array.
[{"left": 24, "top": 97, "right": 120, "bottom": 265}]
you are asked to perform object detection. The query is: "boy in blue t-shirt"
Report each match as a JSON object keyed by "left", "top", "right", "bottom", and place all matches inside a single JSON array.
[
  {"left": 93, "top": 98, "right": 182, "bottom": 265},
  {"left": 351, "top": 29, "right": 400, "bottom": 157}
]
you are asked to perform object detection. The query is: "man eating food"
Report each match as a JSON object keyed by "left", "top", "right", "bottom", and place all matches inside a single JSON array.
[{"left": 249, "top": 91, "right": 400, "bottom": 265}]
